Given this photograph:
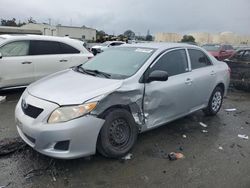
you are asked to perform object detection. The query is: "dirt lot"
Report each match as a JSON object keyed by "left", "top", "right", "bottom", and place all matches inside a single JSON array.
[{"left": 0, "top": 89, "right": 250, "bottom": 188}]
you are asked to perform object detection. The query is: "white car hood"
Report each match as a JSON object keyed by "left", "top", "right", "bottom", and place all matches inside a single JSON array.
[{"left": 28, "top": 69, "right": 123, "bottom": 105}]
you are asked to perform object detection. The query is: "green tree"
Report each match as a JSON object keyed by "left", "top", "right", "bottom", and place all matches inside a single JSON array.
[
  {"left": 181, "top": 35, "right": 195, "bottom": 43},
  {"left": 124, "top": 30, "right": 135, "bottom": 40},
  {"left": 1, "top": 18, "right": 17, "bottom": 27},
  {"left": 146, "top": 34, "right": 153, "bottom": 41}
]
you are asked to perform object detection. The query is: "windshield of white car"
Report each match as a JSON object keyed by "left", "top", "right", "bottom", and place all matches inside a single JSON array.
[{"left": 80, "top": 47, "right": 155, "bottom": 79}]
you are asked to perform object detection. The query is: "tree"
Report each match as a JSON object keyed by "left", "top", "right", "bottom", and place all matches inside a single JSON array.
[
  {"left": 1, "top": 18, "right": 17, "bottom": 27},
  {"left": 181, "top": 35, "right": 195, "bottom": 43},
  {"left": 146, "top": 34, "right": 153, "bottom": 41},
  {"left": 124, "top": 30, "right": 135, "bottom": 40},
  {"left": 96, "top": 30, "right": 107, "bottom": 42},
  {"left": 27, "top": 17, "right": 36, "bottom": 24}
]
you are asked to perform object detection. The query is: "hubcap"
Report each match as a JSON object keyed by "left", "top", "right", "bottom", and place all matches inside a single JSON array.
[
  {"left": 212, "top": 91, "right": 222, "bottom": 112},
  {"left": 108, "top": 118, "right": 130, "bottom": 149}
]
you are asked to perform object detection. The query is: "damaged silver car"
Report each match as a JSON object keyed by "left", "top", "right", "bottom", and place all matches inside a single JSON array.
[{"left": 15, "top": 43, "right": 230, "bottom": 159}]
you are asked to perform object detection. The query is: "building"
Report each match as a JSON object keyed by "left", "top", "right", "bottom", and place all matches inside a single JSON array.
[
  {"left": 155, "top": 32, "right": 182, "bottom": 42},
  {"left": 155, "top": 31, "right": 250, "bottom": 45},
  {"left": 21, "top": 23, "right": 96, "bottom": 41}
]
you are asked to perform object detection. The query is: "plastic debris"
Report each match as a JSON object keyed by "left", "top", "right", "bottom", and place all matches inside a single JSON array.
[
  {"left": 0, "top": 96, "right": 6, "bottom": 103},
  {"left": 238, "top": 134, "right": 249, "bottom": 140},
  {"left": 168, "top": 152, "right": 185, "bottom": 161},
  {"left": 225, "top": 108, "right": 237, "bottom": 112},
  {"left": 122, "top": 153, "right": 133, "bottom": 160},
  {"left": 201, "top": 130, "right": 208, "bottom": 133},
  {"left": 218, "top": 146, "right": 223, "bottom": 150},
  {"left": 199, "top": 122, "right": 208, "bottom": 128},
  {"left": 182, "top": 134, "right": 187, "bottom": 138}
]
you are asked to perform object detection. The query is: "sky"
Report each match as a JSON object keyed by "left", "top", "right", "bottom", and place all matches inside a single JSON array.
[{"left": 1, "top": 0, "right": 250, "bottom": 35}]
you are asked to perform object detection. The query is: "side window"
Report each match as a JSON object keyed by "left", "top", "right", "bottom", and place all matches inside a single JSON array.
[
  {"left": 150, "top": 49, "right": 188, "bottom": 77},
  {"left": 59, "top": 42, "right": 80, "bottom": 54},
  {"left": 188, "top": 49, "right": 212, "bottom": 69},
  {"left": 110, "top": 42, "right": 116, "bottom": 46},
  {"left": 0, "top": 41, "right": 29, "bottom": 57},
  {"left": 29, "top": 40, "right": 62, "bottom": 55}
]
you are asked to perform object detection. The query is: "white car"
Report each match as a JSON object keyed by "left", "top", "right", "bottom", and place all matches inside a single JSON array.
[
  {"left": 0, "top": 34, "right": 93, "bottom": 90},
  {"left": 91, "top": 41, "right": 125, "bottom": 55}
]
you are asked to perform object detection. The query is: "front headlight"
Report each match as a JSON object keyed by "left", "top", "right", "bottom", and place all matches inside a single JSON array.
[{"left": 48, "top": 102, "right": 97, "bottom": 124}]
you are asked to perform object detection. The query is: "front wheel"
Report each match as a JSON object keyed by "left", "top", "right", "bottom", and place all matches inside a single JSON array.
[
  {"left": 97, "top": 109, "right": 138, "bottom": 158},
  {"left": 203, "top": 86, "right": 224, "bottom": 116}
]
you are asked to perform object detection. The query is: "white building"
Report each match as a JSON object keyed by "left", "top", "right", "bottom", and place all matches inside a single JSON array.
[{"left": 21, "top": 23, "right": 96, "bottom": 41}]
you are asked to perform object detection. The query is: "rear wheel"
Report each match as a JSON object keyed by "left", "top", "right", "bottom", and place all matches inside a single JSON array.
[
  {"left": 203, "top": 86, "right": 224, "bottom": 116},
  {"left": 97, "top": 109, "right": 138, "bottom": 158}
]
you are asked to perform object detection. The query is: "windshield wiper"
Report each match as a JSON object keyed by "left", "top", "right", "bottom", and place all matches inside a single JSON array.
[
  {"left": 74, "top": 66, "right": 111, "bottom": 78},
  {"left": 84, "top": 69, "right": 111, "bottom": 78}
]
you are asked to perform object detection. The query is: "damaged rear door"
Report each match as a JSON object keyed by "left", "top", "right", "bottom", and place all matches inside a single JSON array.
[{"left": 143, "top": 48, "right": 194, "bottom": 129}]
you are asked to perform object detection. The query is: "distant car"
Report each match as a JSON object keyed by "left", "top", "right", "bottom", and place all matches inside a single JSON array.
[
  {"left": 15, "top": 43, "right": 230, "bottom": 159},
  {"left": 0, "top": 34, "right": 93, "bottom": 90},
  {"left": 224, "top": 48, "right": 250, "bottom": 64},
  {"left": 91, "top": 41, "right": 125, "bottom": 55},
  {"left": 202, "top": 44, "right": 235, "bottom": 60}
]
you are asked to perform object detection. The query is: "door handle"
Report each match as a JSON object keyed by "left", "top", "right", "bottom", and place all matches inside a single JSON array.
[
  {"left": 21, "top": 61, "right": 32, "bottom": 64},
  {"left": 185, "top": 78, "right": 193, "bottom": 85},
  {"left": 210, "top": 71, "right": 216, "bottom": 75},
  {"left": 59, "top": 59, "right": 68, "bottom": 62}
]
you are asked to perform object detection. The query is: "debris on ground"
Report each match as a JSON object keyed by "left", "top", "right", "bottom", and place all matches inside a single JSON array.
[
  {"left": 0, "top": 183, "right": 11, "bottom": 188},
  {"left": 201, "top": 130, "right": 208, "bottom": 133},
  {"left": 218, "top": 146, "right": 223, "bottom": 150},
  {"left": 0, "top": 137, "right": 26, "bottom": 156},
  {"left": 182, "top": 134, "right": 187, "bottom": 138},
  {"left": 225, "top": 108, "right": 237, "bottom": 112},
  {"left": 168, "top": 152, "right": 185, "bottom": 161},
  {"left": 238, "top": 134, "right": 249, "bottom": 140},
  {"left": 0, "top": 96, "right": 6, "bottom": 103},
  {"left": 122, "top": 153, "right": 133, "bottom": 160},
  {"left": 199, "top": 122, "right": 208, "bottom": 128}
]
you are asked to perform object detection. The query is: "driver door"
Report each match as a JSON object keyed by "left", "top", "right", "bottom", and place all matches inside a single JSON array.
[{"left": 143, "top": 49, "right": 194, "bottom": 129}]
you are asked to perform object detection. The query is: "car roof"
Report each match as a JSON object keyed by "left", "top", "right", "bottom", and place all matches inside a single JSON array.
[
  {"left": 0, "top": 34, "right": 80, "bottom": 43},
  {"left": 121, "top": 42, "right": 198, "bottom": 51}
]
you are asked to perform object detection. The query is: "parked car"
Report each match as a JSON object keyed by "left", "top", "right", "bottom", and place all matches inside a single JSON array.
[
  {"left": 15, "top": 43, "right": 230, "bottom": 159},
  {"left": 0, "top": 34, "right": 93, "bottom": 90},
  {"left": 224, "top": 48, "right": 250, "bottom": 64},
  {"left": 91, "top": 41, "right": 125, "bottom": 55},
  {"left": 202, "top": 44, "right": 235, "bottom": 60}
]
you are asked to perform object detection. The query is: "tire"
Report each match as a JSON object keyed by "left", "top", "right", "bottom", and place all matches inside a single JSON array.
[
  {"left": 203, "top": 86, "right": 224, "bottom": 116},
  {"left": 97, "top": 109, "right": 138, "bottom": 158}
]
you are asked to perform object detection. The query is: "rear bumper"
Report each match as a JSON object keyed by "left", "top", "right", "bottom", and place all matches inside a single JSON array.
[{"left": 15, "top": 92, "right": 105, "bottom": 159}]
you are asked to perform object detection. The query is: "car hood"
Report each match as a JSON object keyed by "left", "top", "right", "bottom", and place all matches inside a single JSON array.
[{"left": 27, "top": 69, "right": 123, "bottom": 105}]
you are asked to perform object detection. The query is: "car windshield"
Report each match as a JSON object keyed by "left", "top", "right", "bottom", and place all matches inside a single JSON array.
[
  {"left": 80, "top": 47, "right": 155, "bottom": 79},
  {"left": 202, "top": 45, "right": 221, "bottom": 51}
]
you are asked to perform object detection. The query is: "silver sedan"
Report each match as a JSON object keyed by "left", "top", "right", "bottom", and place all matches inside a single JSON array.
[{"left": 15, "top": 43, "right": 230, "bottom": 159}]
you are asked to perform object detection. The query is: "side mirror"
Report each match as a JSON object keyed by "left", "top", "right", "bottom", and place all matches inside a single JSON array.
[
  {"left": 147, "top": 70, "right": 168, "bottom": 83},
  {"left": 0, "top": 52, "right": 2, "bottom": 59}
]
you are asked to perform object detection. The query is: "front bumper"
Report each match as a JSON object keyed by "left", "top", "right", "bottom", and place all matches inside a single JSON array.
[{"left": 15, "top": 91, "right": 105, "bottom": 159}]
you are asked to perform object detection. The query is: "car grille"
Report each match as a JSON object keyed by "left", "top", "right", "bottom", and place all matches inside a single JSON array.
[{"left": 21, "top": 100, "right": 43, "bottom": 119}]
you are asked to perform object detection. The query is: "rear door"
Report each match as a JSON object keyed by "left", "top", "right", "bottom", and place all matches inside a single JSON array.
[
  {"left": 187, "top": 49, "right": 217, "bottom": 110},
  {"left": 29, "top": 40, "right": 74, "bottom": 81},
  {"left": 143, "top": 49, "right": 194, "bottom": 129},
  {"left": 0, "top": 40, "right": 35, "bottom": 88}
]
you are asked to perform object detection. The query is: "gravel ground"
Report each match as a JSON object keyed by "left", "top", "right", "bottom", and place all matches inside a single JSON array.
[{"left": 0, "top": 89, "right": 250, "bottom": 188}]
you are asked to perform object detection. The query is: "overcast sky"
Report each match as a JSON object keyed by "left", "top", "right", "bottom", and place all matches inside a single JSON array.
[{"left": 1, "top": 0, "right": 250, "bottom": 35}]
